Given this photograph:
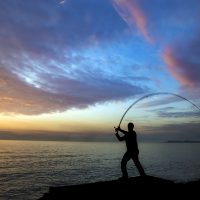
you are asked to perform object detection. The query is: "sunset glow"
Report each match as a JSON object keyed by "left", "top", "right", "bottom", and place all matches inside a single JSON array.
[{"left": 0, "top": 0, "right": 200, "bottom": 141}]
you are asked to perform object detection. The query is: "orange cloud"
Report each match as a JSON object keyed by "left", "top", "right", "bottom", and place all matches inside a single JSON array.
[
  {"left": 112, "top": 0, "right": 153, "bottom": 43},
  {"left": 162, "top": 47, "right": 195, "bottom": 89}
]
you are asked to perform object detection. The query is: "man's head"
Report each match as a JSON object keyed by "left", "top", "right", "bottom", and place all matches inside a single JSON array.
[{"left": 128, "top": 122, "right": 134, "bottom": 131}]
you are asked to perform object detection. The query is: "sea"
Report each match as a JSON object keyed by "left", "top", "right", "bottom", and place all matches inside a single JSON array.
[{"left": 0, "top": 140, "right": 200, "bottom": 200}]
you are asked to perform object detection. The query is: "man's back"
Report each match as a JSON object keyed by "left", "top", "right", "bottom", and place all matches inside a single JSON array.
[{"left": 125, "top": 130, "right": 139, "bottom": 154}]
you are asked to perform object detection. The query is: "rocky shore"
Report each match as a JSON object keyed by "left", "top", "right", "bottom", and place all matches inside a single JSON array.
[{"left": 39, "top": 176, "right": 200, "bottom": 199}]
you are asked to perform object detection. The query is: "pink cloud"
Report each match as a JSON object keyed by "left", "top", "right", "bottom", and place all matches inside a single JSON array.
[
  {"left": 162, "top": 43, "right": 200, "bottom": 90},
  {"left": 112, "top": 0, "right": 153, "bottom": 43},
  {"left": 162, "top": 47, "right": 193, "bottom": 88}
]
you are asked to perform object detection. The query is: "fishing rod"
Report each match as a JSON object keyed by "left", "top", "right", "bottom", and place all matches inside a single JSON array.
[{"left": 117, "top": 92, "right": 200, "bottom": 128}]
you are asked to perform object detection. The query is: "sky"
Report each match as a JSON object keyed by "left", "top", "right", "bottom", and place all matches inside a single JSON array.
[{"left": 0, "top": 0, "right": 200, "bottom": 141}]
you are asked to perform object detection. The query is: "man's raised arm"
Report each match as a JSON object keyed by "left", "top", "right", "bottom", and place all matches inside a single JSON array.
[
  {"left": 114, "top": 127, "right": 126, "bottom": 141},
  {"left": 117, "top": 127, "right": 128, "bottom": 134}
]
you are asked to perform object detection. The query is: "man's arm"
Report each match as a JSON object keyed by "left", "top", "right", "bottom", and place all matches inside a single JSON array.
[
  {"left": 115, "top": 132, "right": 125, "bottom": 141},
  {"left": 118, "top": 127, "right": 128, "bottom": 134}
]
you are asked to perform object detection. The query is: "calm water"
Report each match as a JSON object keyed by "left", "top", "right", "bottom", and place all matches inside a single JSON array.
[{"left": 0, "top": 140, "right": 200, "bottom": 200}]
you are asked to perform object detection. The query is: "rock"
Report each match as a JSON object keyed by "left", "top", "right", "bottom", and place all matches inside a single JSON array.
[{"left": 39, "top": 176, "right": 200, "bottom": 199}]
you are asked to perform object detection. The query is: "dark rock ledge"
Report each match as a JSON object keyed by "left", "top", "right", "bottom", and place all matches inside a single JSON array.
[{"left": 39, "top": 176, "right": 200, "bottom": 199}]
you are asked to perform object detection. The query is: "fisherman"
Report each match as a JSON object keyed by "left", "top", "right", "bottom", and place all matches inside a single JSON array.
[{"left": 115, "top": 123, "right": 146, "bottom": 179}]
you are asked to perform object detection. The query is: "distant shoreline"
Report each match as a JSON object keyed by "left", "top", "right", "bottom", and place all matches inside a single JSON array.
[
  {"left": 1, "top": 138, "right": 200, "bottom": 143},
  {"left": 166, "top": 140, "right": 200, "bottom": 143}
]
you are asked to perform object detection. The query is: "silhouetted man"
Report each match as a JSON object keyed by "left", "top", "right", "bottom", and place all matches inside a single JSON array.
[{"left": 115, "top": 123, "right": 146, "bottom": 179}]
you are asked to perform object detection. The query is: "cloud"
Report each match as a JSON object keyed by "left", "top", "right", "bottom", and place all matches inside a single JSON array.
[
  {"left": 162, "top": 47, "right": 193, "bottom": 88},
  {"left": 140, "top": 122, "right": 200, "bottom": 141},
  {"left": 157, "top": 110, "right": 200, "bottom": 118},
  {"left": 112, "top": 0, "right": 153, "bottom": 42},
  {"left": 111, "top": 0, "right": 200, "bottom": 84},
  {"left": 162, "top": 34, "right": 200, "bottom": 90},
  {"left": 0, "top": 129, "right": 117, "bottom": 141},
  {"left": 0, "top": 0, "right": 127, "bottom": 58},
  {"left": 0, "top": 65, "right": 146, "bottom": 115},
  {"left": 0, "top": 1, "right": 150, "bottom": 115}
]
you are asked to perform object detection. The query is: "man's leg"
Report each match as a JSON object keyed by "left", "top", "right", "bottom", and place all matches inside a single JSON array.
[
  {"left": 132, "top": 155, "right": 146, "bottom": 176},
  {"left": 121, "top": 152, "right": 131, "bottom": 178}
]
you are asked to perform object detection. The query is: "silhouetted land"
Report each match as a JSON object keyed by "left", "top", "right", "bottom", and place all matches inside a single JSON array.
[
  {"left": 39, "top": 176, "right": 200, "bottom": 199},
  {"left": 166, "top": 140, "right": 200, "bottom": 143}
]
